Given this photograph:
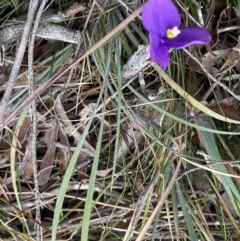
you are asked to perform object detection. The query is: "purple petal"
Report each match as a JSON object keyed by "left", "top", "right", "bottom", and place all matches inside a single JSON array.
[
  {"left": 142, "top": 0, "right": 181, "bottom": 38},
  {"left": 164, "top": 26, "right": 212, "bottom": 49},
  {"left": 149, "top": 32, "right": 170, "bottom": 70}
]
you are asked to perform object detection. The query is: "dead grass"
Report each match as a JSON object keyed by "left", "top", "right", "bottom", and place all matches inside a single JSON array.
[{"left": 0, "top": 0, "right": 240, "bottom": 240}]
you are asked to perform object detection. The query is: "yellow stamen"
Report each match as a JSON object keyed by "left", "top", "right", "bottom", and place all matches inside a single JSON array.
[
  {"left": 166, "top": 26, "right": 181, "bottom": 39},
  {"left": 167, "top": 29, "right": 174, "bottom": 38}
]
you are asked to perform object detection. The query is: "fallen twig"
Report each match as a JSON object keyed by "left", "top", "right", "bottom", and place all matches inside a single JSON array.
[{"left": 0, "top": 0, "right": 40, "bottom": 123}]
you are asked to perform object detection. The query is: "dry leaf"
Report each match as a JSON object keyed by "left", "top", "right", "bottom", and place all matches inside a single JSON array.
[
  {"left": 38, "top": 122, "right": 58, "bottom": 186},
  {"left": 0, "top": 138, "right": 11, "bottom": 151},
  {"left": 78, "top": 103, "right": 96, "bottom": 122},
  {"left": 16, "top": 116, "right": 31, "bottom": 145},
  {"left": 208, "top": 103, "right": 240, "bottom": 121},
  {"left": 23, "top": 136, "right": 34, "bottom": 182},
  {"left": 38, "top": 122, "right": 57, "bottom": 131},
  {"left": 188, "top": 49, "right": 232, "bottom": 75},
  {"left": 57, "top": 122, "right": 71, "bottom": 174},
  {"left": 220, "top": 37, "right": 240, "bottom": 71},
  {"left": 202, "top": 49, "right": 231, "bottom": 66},
  {"left": 187, "top": 49, "right": 207, "bottom": 74},
  {"left": 96, "top": 168, "right": 113, "bottom": 177},
  {"left": 54, "top": 96, "right": 95, "bottom": 155},
  {"left": 208, "top": 0, "right": 227, "bottom": 47}
]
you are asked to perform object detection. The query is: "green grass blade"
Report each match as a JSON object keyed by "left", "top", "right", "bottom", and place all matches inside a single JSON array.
[
  {"left": 197, "top": 115, "right": 240, "bottom": 215},
  {"left": 80, "top": 99, "right": 105, "bottom": 241},
  {"left": 176, "top": 181, "right": 198, "bottom": 240}
]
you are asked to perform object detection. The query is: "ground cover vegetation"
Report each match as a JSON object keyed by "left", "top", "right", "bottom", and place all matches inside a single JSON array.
[{"left": 0, "top": 0, "right": 240, "bottom": 240}]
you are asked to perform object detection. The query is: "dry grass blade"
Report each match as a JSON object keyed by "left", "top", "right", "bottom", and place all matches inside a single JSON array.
[{"left": 1, "top": 1, "right": 240, "bottom": 240}]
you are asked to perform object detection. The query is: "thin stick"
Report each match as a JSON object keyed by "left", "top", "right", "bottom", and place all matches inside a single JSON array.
[
  {"left": 0, "top": 0, "right": 40, "bottom": 123},
  {"left": 28, "top": 1, "right": 49, "bottom": 240}
]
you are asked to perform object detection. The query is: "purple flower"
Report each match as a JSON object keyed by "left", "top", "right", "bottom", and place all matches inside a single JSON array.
[{"left": 142, "top": 0, "right": 212, "bottom": 69}]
